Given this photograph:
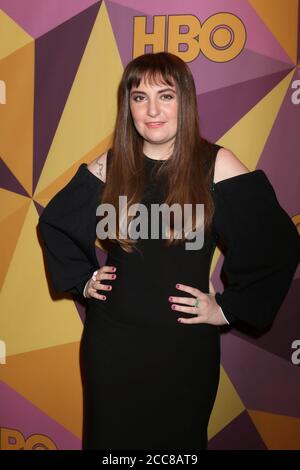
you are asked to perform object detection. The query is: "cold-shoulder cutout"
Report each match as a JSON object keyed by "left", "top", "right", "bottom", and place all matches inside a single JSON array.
[
  {"left": 212, "top": 146, "right": 250, "bottom": 186},
  {"left": 82, "top": 163, "right": 106, "bottom": 185},
  {"left": 87, "top": 149, "right": 111, "bottom": 183}
]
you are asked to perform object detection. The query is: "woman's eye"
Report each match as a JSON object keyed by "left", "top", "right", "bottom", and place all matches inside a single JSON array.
[
  {"left": 132, "top": 94, "right": 175, "bottom": 102},
  {"left": 133, "top": 95, "right": 144, "bottom": 102}
]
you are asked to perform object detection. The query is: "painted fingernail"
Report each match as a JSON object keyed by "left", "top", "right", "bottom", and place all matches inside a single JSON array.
[
  {"left": 171, "top": 305, "right": 176, "bottom": 309},
  {"left": 107, "top": 286, "right": 112, "bottom": 290},
  {"left": 169, "top": 297, "right": 173, "bottom": 301},
  {"left": 102, "top": 295, "right": 106, "bottom": 300},
  {"left": 177, "top": 319, "right": 182, "bottom": 323},
  {"left": 112, "top": 267, "right": 116, "bottom": 271},
  {"left": 176, "top": 284, "right": 180, "bottom": 288},
  {"left": 112, "top": 274, "right": 116, "bottom": 278}
]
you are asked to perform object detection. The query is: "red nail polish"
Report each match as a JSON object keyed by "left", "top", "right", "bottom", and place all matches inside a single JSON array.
[
  {"left": 176, "top": 284, "right": 180, "bottom": 288},
  {"left": 169, "top": 297, "right": 173, "bottom": 301},
  {"left": 171, "top": 305, "right": 176, "bottom": 309}
]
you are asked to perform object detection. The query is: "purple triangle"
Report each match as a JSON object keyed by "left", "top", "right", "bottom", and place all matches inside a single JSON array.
[
  {"left": 189, "top": 49, "right": 294, "bottom": 95},
  {"left": 0, "top": 158, "right": 29, "bottom": 197},
  {"left": 106, "top": 0, "right": 152, "bottom": 67},
  {"left": 295, "top": 263, "right": 300, "bottom": 280},
  {"left": 0, "top": 380, "right": 81, "bottom": 449},
  {"left": 208, "top": 410, "right": 267, "bottom": 450},
  {"left": 220, "top": 332, "right": 300, "bottom": 417},
  {"left": 33, "top": 1, "right": 101, "bottom": 192},
  {"left": 197, "top": 67, "right": 293, "bottom": 143},
  {"left": 96, "top": 245, "right": 108, "bottom": 267},
  {"left": 0, "top": 0, "right": 101, "bottom": 39}
]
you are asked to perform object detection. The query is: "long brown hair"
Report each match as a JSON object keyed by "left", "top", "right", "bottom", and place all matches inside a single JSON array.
[{"left": 99, "top": 52, "right": 216, "bottom": 253}]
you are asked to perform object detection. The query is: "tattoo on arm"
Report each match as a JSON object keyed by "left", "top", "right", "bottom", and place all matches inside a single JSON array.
[{"left": 96, "top": 159, "right": 104, "bottom": 179}]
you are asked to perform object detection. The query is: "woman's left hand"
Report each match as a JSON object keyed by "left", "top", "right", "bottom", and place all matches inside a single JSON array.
[{"left": 169, "top": 283, "right": 228, "bottom": 326}]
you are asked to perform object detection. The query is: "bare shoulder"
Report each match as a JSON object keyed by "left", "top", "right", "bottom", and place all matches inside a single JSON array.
[
  {"left": 214, "top": 147, "right": 250, "bottom": 184},
  {"left": 87, "top": 150, "right": 108, "bottom": 182}
]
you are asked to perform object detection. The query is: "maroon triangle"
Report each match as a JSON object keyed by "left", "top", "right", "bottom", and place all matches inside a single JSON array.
[
  {"left": 0, "top": 158, "right": 30, "bottom": 197},
  {"left": 208, "top": 410, "right": 267, "bottom": 450},
  {"left": 33, "top": 1, "right": 102, "bottom": 192},
  {"left": 33, "top": 200, "right": 45, "bottom": 217},
  {"left": 198, "top": 68, "right": 293, "bottom": 143}
]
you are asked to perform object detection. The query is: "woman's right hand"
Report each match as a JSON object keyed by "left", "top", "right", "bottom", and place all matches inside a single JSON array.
[{"left": 85, "top": 265, "right": 117, "bottom": 300}]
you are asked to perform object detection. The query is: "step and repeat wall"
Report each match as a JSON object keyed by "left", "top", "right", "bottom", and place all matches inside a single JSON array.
[{"left": 1, "top": 0, "right": 299, "bottom": 450}]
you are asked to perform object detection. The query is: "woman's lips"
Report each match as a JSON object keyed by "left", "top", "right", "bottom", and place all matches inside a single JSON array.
[{"left": 145, "top": 122, "right": 165, "bottom": 128}]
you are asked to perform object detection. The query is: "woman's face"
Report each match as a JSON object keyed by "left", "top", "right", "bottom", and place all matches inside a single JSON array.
[{"left": 129, "top": 76, "right": 178, "bottom": 149}]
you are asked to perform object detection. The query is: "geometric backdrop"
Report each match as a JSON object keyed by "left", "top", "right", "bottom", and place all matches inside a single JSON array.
[{"left": 0, "top": 0, "right": 299, "bottom": 450}]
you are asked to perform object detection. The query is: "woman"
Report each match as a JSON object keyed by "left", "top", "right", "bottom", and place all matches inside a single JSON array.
[{"left": 38, "top": 52, "right": 300, "bottom": 450}]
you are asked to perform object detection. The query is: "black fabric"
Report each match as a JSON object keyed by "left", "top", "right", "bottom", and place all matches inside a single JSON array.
[
  {"left": 212, "top": 170, "right": 300, "bottom": 329},
  {"left": 38, "top": 144, "right": 299, "bottom": 449},
  {"left": 38, "top": 163, "right": 104, "bottom": 297}
]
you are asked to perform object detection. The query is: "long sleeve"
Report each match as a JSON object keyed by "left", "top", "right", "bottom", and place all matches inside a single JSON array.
[
  {"left": 212, "top": 169, "right": 300, "bottom": 330},
  {"left": 38, "top": 164, "right": 104, "bottom": 298}
]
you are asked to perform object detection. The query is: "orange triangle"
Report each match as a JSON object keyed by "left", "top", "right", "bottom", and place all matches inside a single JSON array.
[
  {"left": 0, "top": 195, "right": 30, "bottom": 289},
  {"left": 249, "top": 410, "right": 300, "bottom": 449},
  {"left": 249, "top": 0, "right": 298, "bottom": 63}
]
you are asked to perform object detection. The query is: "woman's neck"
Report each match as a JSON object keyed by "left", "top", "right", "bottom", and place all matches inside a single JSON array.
[{"left": 143, "top": 141, "right": 174, "bottom": 160}]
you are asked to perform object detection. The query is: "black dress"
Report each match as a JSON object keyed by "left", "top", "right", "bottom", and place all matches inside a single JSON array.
[{"left": 38, "top": 143, "right": 300, "bottom": 450}]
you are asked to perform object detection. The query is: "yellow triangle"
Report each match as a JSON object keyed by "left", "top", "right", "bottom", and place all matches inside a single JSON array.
[
  {"left": 210, "top": 245, "right": 221, "bottom": 274},
  {"left": 217, "top": 70, "right": 294, "bottom": 170},
  {"left": 249, "top": 410, "right": 300, "bottom": 450},
  {"left": 0, "top": 43, "right": 34, "bottom": 195},
  {"left": 0, "top": 9, "right": 33, "bottom": 60},
  {"left": 249, "top": 0, "right": 298, "bottom": 64},
  {"left": 1, "top": 342, "right": 83, "bottom": 438},
  {"left": 35, "top": 1, "right": 123, "bottom": 194},
  {"left": 208, "top": 365, "right": 245, "bottom": 439},
  {"left": 0, "top": 201, "right": 83, "bottom": 357},
  {"left": 34, "top": 133, "right": 113, "bottom": 205}
]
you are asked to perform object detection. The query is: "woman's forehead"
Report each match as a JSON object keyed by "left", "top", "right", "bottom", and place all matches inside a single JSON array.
[{"left": 131, "top": 73, "right": 176, "bottom": 89}]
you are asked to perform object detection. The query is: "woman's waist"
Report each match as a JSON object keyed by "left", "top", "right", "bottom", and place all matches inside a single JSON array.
[{"left": 85, "top": 286, "right": 217, "bottom": 334}]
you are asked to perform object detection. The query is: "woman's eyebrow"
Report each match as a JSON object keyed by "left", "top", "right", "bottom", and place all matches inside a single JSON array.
[{"left": 130, "top": 87, "right": 177, "bottom": 96}]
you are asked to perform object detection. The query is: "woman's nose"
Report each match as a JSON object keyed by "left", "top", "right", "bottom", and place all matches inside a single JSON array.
[{"left": 147, "top": 98, "right": 159, "bottom": 116}]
